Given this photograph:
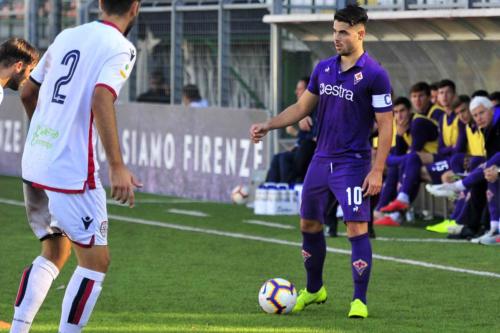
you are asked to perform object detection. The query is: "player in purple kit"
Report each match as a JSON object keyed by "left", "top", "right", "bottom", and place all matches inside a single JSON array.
[
  {"left": 380, "top": 79, "right": 458, "bottom": 214},
  {"left": 250, "top": 5, "right": 393, "bottom": 318}
]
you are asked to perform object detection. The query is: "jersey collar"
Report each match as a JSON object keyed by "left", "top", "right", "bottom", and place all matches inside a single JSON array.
[
  {"left": 97, "top": 20, "right": 122, "bottom": 34},
  {"left": 335, "top": 51, "right": 367, "bottom": 74}
]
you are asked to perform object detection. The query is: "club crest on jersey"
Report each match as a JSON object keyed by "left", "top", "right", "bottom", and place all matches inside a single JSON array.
[
  {"left": 352, "top": 259, "right": 368, "bottom": 276},
  {"left": 354, "top": 72, "right": 363, "bottom": 85},
  {"left": 302, "top": 249, "right": 312, "bottom": 262},
  {"left": 325, "top": 67, "right": 330, "bottom": 73}
]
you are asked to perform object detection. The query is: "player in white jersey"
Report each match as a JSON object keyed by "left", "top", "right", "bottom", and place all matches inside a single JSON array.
[
  {"left": 10, "top": 1, "right": 142, "bottom": 332},
  {"left": 0, "top": 37, "right": 38, "bottom": 332}
]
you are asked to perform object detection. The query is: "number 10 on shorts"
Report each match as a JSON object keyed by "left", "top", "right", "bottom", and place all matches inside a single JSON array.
[{"left": 346, "top": 187, "right": 362, "bottom": 206}]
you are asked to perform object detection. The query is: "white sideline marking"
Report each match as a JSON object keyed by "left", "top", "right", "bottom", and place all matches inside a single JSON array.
[
  {"left": 243, "top": 220, "right": 295, "bottom": 230},
  {"left": 0, "top": 198, "right": 498, "bottom": 279},
  {"left": 337, "top": 232, "right": 468, "bottom": 243},
  {"left": 167, "top": 209, "right": 209, "bottom": 217},
  {"left": 0, "top": 198, "right": 25, "bottom": 207},
  {"left": 107, "top": 198, "right": 200, "bottom": 206},
  {"left": 106, "top": 214, "right": 500, "bottom": 279}
]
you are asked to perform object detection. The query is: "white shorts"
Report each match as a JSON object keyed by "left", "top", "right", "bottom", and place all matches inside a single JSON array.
[
  {"left": 23, "top": 182, "right": 61, "bottom": 240},
  {"left": 23, "top": 182, "right": 108, "bottom": 247}
]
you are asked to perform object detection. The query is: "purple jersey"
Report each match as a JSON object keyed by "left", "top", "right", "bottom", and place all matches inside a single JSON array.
[{"left": 308, "top": 52, "right": 392, "bottom": 159}]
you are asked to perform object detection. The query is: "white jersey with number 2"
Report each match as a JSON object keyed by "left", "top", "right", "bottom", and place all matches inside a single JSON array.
[{"left": 22, "top": 20, "right": 136, "bottom": 193}]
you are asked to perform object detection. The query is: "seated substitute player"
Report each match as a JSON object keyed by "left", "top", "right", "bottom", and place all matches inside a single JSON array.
[
  {"left": 251, "top": 5, "right": 393, "bottom": 318},
  {"left": 0, "top": 37, "right": 39, "bottom": 332},
  {"left": 373, "top": 97, "right": 410, "bottom": 225},
  {"left": 426, "top": 96, "right": 487, "bottom": 233},
  {"left": 410, "top": 81, "right": 444, "bottom": 123},
  {"left": 10, "top": 1, "right": 142, "bottom": 333},
  {"left": 380, "top": 79, "right": 459, "bottom": 215},
  {"left": 427, "top": 97, "right": 500, "bottom": 244},
  {"left": 374, "top": 95, "right": 440, "bottom": 226}
]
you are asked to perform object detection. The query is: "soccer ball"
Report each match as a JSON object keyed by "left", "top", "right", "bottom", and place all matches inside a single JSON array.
[
  {"left": 258, "top": 278, "right": 297, "bottom": 314},
  {"left": 231, "top": 185, "right": 249, "bottom": 205}
]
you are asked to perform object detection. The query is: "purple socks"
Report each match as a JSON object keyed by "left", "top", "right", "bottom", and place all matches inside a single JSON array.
[
  {"left": 302, "top": 231, "right": 326, "bottom": 293},
  {"left": 349, "top": 233, "right": 372, "bottom": 304}
]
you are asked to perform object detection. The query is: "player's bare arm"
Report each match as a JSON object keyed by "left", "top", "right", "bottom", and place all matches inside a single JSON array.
[
  {"left": 92, "top": 86, "right": 142, "bottom": 207},
  {"left": 363, "top": 111, "right": 393, "bottom": 196},
  {"left": 250, "top": 90, "right": 318, "bottom": 143},
  {"left": 20, "top": 80, "right": 39, "bottom": 120}
]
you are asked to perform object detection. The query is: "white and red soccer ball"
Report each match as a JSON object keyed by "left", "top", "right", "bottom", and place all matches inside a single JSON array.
[
  {"left": 258, "top": 278, "right": 297, "bottom": 314},
  {"left": 230, "top": 185, "right": 249, "bottom": 205}
]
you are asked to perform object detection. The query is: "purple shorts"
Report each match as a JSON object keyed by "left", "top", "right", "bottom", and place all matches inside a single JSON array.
[
  {"left": 426, "top": 157, "right": 450, "bottom": 184},
  {"left": 300, "top": 157, "right": 371, "bottom": 223}
]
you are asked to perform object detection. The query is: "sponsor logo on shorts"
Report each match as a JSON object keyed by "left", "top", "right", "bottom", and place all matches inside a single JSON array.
[
  {"left": 100, "top": 221, "right": 108, "bottom": 237},
  {"left": 352, "top": 259, "right": 368, "bottom": 276},
  {"left": 301, "top": 249, "right": 312, "bottom": 262},
  {"left": 81, "top": 216, "right": 93, "bottom": 230},
  {"left": 353, "top": 206, "right": 359, "bottom": 213}
]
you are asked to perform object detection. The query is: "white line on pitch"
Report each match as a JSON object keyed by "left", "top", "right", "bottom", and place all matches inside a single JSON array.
[
  {"left": 107, "top": 199, "right": 200, "bottom": 206},
  {"left": 336, "top": 232, "right": 468, "bottom": 243},
  {"left": 106, "top": 214, "right": 500, "bottom": 279},
  {"left": 0, "top": 198, "right": 25, "bottom": 207},
  {"left": 243, "top": 219, "right": 295, "bottom": 230},
  {"left": 166, "top": 209, "right": 209, "bottom": 217},
  {"left": 1, "top": 198, "right": 498, "bottom": 279}
]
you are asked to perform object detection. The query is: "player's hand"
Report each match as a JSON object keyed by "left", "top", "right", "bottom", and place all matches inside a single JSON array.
[
  {"left": 441, "top": 170, "right": 456, "bottom": 184},
  {"left": 298, "top": 116, "right": 313, "bottom": 132},
  {"left": 484, "top": 165, "right": 499, "bottom": 183},
  {"left": 361, "top": 169, "right": 383, "bottom": 197},
  {"left": 250, "top": 122, "right": 271, "bottom": 143},
  {"left": 109, "top": 164, "right": 143, "bottom": 208},
  {"left": 285, "top": 125, "right": 298, "bottom": 137}
]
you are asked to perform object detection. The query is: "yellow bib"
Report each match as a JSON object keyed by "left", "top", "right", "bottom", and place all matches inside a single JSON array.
[
  {"left": 402, "top": 114, "right": 438, "bottom": 154},
  {"left": 441, "top": 113, "right": 460, "bottom": 147},
  {"left": 466, "top": 125, "right": 486, "bottom": 156},
  {"left": 428, "top": 104, "right": 444, "bottom": 121}
]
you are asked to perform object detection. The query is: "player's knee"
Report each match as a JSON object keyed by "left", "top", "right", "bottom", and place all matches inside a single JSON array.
[
  {"left": 300, "top": 219, "right": 323, "bottom": 233},
  {"left": 346, "top": 222, "right": 368, "bottom": 237},
  {"left": 92, "top": 251, "right": 111, "bottom": 272}
]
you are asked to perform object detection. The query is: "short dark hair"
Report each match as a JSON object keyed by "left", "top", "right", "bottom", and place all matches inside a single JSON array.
[
  {"left": 394, "top": 96, "right": 411, "bottom": 110},
  {"left": 489, "top": 91, "right": 500, "bottom": 105},
  {"left": 471, "top": 90, "right": 489, "bottom": 98},
  {"left": 430, "top": 82, "right": 439, "bottom": 91},
  {"left": 182, "top": 84, "right": 201, "bottom": 102},
  {"left": 452, "top": 95, "right": 470, "bottom": 110},
  {"left": 334, "top": 4, "right": 368, "bottom": 27},
  {"left": 438, "top": 79, "right": 456, "bottom": 93},
  {"left": 299, "top": 76, "right": 310, "bottom": 86},
  {"left": 101, "top": 0, "right": 139, "bottom": 16},
  {"left": 0, "top": 38, "right": 39, "bottom": 67},
  {"left": 410, "top": 82, "right": 431, "bottom": 96}
]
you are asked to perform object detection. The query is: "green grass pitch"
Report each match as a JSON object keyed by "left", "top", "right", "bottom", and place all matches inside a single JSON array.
[{"left": 0, "top": 175, "right": 499, "bottom": 333}]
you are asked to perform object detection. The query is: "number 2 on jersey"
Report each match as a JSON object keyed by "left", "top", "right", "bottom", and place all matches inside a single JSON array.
[
  {"left": 52, "top": 50, "right": 80, "bottom": 104},
  {"left": 346, "top": 187, "right": 362, "bottom": 206}
]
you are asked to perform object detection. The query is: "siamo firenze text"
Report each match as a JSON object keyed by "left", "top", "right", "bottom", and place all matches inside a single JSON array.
[{"left": 95, "top": 129, "right": 265, "bottom": 178}]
